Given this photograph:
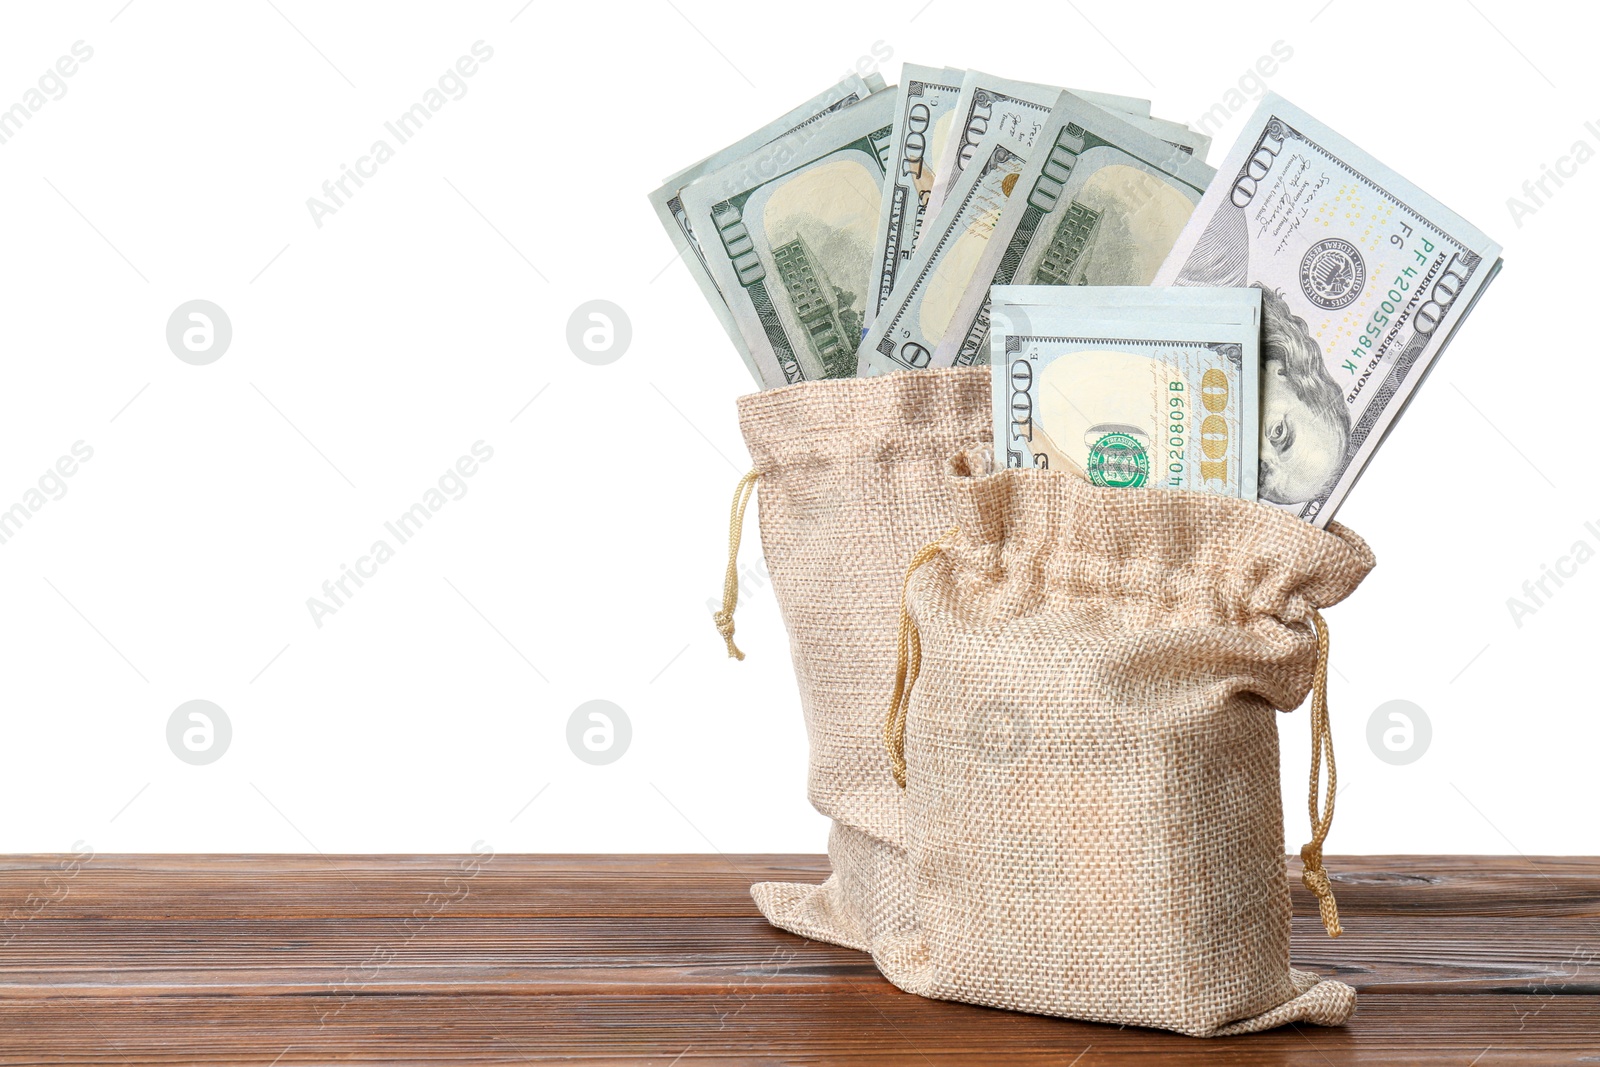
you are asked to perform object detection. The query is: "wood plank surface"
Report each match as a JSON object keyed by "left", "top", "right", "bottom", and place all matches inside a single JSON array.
[
  {"left": 0, "top": 854, "right": 1596, "bottom": 1064},
  {"left": 3, "top": 994, "right": 1600, "bottom": 1065}
]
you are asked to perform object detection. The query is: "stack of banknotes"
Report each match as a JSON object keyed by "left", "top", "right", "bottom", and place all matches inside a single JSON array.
[{"left": 650, "top": 68, "right": 1502, "bottom": 526}]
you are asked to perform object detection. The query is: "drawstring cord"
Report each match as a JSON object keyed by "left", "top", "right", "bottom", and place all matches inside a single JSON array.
[
  {"left": 884, "top": 529, "right": 957, "bottom": 789},
  {"left": 1299, "top": 607, "right": 1342, "bottom": 938},
  {"left": 714, "top": 470, "right": 760, "bottom": 660}
]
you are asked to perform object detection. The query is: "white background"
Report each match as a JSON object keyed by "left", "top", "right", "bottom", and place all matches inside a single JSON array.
[{"left": 1, "top": 0, "right": 1594, "bottom": 858}]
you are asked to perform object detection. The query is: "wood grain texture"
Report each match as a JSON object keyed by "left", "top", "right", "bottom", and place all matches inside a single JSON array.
[{"left": 0, "top": 854, "right": 1596, "bottom": 1064}]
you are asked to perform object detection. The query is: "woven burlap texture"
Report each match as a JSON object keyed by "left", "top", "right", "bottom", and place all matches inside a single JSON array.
[
  {"left": 873, "top": 448, "right": 1376, "bottom": 1036},
  {"left": 735, "top": 367, "right": 991, "bottom": 952}
]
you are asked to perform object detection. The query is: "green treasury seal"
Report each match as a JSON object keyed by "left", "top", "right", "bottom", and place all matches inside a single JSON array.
[{"left": 1086, "top": 432, "right": 1149, "bottom": 488}]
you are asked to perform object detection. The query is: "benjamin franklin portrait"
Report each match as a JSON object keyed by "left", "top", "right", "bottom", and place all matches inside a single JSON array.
[{"left": 1256, "top": 284, "right": 1350, "bottom": 505}]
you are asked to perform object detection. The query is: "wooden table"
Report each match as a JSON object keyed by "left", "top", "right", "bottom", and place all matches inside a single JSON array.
[{"left": 1, "top": 854, "right": 1596, "bottom": 1064}]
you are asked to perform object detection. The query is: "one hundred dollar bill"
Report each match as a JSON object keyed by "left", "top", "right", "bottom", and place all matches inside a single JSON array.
[
  {"left": 679, "top": 89, "right": 897, "bottom": 387},
  {"left": 1127, "top": 113, "right": 1211, "bottom": 161},
  {"left": 658, "top": 73, "right": 886, "bottom": 190},
  {"left": 932, "top": 94, "right": 1217, "bottom": 370},
  {"left": 923, "top": 71, "right": 1150, "bottom": 220},
  {"left": 992, "top": 283, "right": 1257, "bottom": 318},
  {"left": 866, "top": 65, "right": 966, "bottom": 330},
  {"left": 649, "top": 74, "right": 887, "bottom": 384},
  {"left": 1153, "top": 92, "right": 1503, "bottom": 526},
  {"left": 857, "top": 124, "right": 1039, "bottom": 376},
  {"left": 992, "top": 286, "right": 1261, "bottom": 498}
]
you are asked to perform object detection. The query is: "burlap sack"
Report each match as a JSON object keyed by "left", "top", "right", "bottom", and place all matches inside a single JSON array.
[
  {"left": 723, "top": 368, "right": 990, "bottom": 953},
  {"left": 875, "top": 448, "right": 1376, "bottom": 1036}
]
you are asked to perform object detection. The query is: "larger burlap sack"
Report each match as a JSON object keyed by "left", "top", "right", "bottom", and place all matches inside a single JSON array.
[
  {"left": 726, "top": 368, "right": 990, "bottom": 953},
  {"left": 875, "top": 448, "right": 1376, "bottom": 1036}
]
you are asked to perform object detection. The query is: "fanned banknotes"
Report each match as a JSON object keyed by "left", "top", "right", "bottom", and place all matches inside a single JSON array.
[
  {"left": 923, "top": 71, "right": 1151, "bottom": 220},
  {"left": 992, "top": 286, "right": 1260, "bottom": 498},
  {"left": 679, "top": 89, "right": 897, "bottom": 387},
  {"left": 931, "top": 97, "right": 1217, "bottom": 371},
  {"left": 862, "top": 90, "right": 1216, "bottom": 377},
  {"left": 1154, "top": 92, "right": 1502, "bottom": 526},
  {"left": 649, "top": 73, "right": 888, "bottom": 383},
  {"left": 866, "top": 66, "right": 965, "bottom": 330},
  {"left": 652, "top": 65, "right": 1217, "bottom": 391},
  {"left": 648, "top": 74, "right": 1500, "bottom": 529},
  {"left": 857, "top": 123, "right": 1037, "bottom": 377}
]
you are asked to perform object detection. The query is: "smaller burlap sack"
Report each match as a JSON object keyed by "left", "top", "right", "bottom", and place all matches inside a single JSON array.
[
  {"left": 875, "top": 448, "right": 1376, "bottom": 1036},
  {"left": 720, "top": 368, "right": 990, "bottom": 952}
]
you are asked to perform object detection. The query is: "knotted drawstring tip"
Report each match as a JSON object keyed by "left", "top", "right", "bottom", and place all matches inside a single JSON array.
[
  {"left": 713, "top": 611, "right": 744, "bottom": 661},
  {"left": 1300, "top": 844, "right": 1343, "bottom": 938}
]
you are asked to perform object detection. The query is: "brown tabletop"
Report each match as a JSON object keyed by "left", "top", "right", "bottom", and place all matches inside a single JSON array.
[{"left": 1, "top": 853, "right": 1596, "bottom": 1064}]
